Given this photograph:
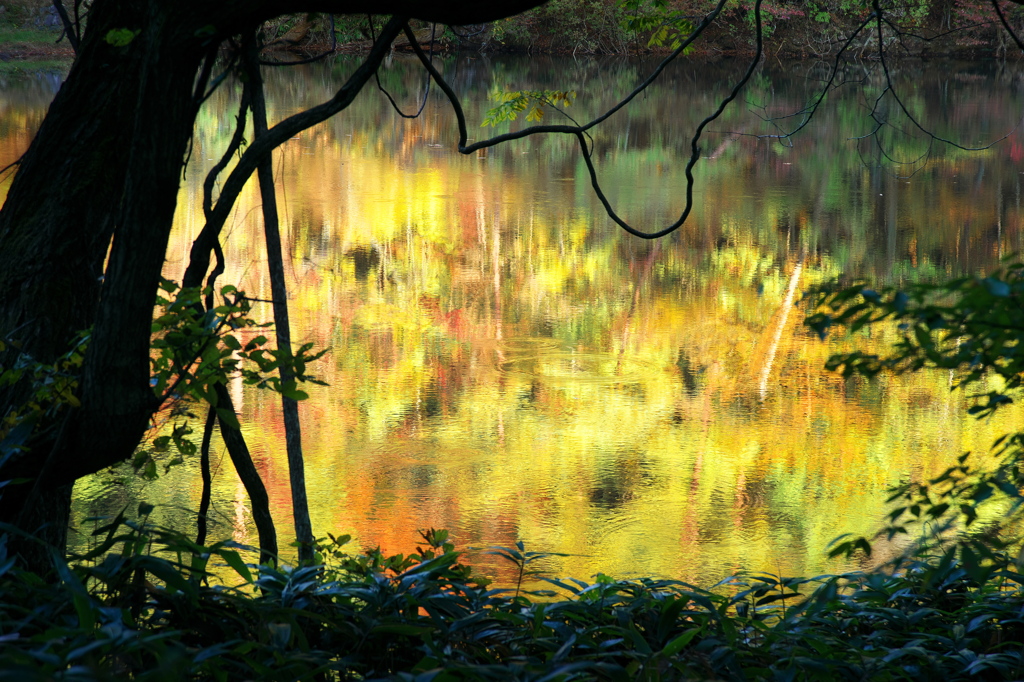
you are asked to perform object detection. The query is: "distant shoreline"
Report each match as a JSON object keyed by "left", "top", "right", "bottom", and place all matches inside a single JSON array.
[{"left": 0, "top": 20, "right": 1018, "bottom": 65}]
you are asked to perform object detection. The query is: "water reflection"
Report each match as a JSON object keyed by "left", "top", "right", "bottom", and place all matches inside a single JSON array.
[{"left": 3, "top": 56, "right": 1022, "bottom": 586}]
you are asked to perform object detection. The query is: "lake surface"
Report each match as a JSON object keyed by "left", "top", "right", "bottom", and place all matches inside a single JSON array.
[{"left": 4, "top": 56, "right": 1024, "bottom": 586}]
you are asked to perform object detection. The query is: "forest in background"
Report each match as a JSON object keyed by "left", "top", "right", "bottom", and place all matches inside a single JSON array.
[
  {"left": 4, "top": 0, "right": 1024, "bottom": 58},
  {"left": 469, "top": 0, "right": 1024, "bottom": 57}
]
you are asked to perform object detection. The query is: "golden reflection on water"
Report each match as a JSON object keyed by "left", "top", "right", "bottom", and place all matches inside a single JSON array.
[{"left": 4, "top": 58, "right": 1024, "bottom": 586}]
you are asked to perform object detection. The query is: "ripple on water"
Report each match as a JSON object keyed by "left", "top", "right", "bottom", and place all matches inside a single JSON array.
[
  {"left": 496, "top": 336, "right": 563, "bottom": 355},
  {"left": 371, "top": 438, "right": 479, "bottom": 461},
  {"left": 497, "top": 350, "right": 662, "bottom": 385}
]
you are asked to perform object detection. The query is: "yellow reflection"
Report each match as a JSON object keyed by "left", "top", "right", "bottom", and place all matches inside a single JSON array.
[{"left": 7, "top": 57, "right": 1016, "bottom": 585}]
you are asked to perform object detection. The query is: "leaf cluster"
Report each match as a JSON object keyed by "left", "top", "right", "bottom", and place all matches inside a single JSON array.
[
  {"left": 136, "top": 279, "right": 327, "bottom": 480},
  {"left": 0, "top": 330, "right": 88, "bottom": 469},
  {"left": 805, "top": 262, "right": 1024, "bottom": 578},
  {"left": 618, "top": 0, "right": 696, "bottom": 50},
  {"left": 151, "top": 279, "right": 268, "bottom": 418},
  {"left": 805, "top": 266, "right": 1024, "bottom": 416},
  {"left": 482, "top": 87, "right": 577, "bottom": 126},
  {"left": 4, "top": 516, "right": 1024, "bottom": 680}
]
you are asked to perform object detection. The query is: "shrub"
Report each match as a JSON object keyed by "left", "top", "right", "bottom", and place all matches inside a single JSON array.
[{"left": 3, "top": 510, "right": 1024, "bottom": 680}]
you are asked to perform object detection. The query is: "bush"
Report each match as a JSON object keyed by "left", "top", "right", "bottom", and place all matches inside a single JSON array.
[{"left": 3, "top": 510, "right": 1024, "bottom": 680}]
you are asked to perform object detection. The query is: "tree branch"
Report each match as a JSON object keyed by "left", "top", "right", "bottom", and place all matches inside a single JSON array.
[
  {"left": 406, "top": 0, "right": 765, "bottom": 239},
  {"left": 993, "top": 0, "right": 1024, "bottom": 53},
  {"left": 243, "top": 29, "right": 315, "bottom": 563},
  {"left": 183, "top": 14, "right": 409, "bottom": 289},
  {"left": 51, "top": 1, "right": 80, "bottom": 53},
  {"left": 869, "top": 0, "right": 1021, "bottom": 155}
]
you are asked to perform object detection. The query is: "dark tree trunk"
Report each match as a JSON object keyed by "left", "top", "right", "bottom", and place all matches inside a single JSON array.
[
  {"left": 0, "top": 2, "right": 210, "bottom": 563},
  {"left": 214, "top": 384, "right": 279, "bottom": 564},
  {"left": 245, "top": 37, "right": 315, "bottom": 563}
]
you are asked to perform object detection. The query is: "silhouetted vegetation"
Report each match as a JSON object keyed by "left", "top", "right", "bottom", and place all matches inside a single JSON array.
[{"left": 4, "top": 513, "right": 1024, "bottom": 680}]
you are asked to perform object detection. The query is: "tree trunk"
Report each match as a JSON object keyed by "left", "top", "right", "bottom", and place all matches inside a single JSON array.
[
  {"left": 0, "top": 2, "right": 211, "bottom": 564},
  {"left": 214, "top": 384, "right": 279, "bottom": 565},
  {"left": 245, "top": 39, "right": 315, "bottom": 563}
]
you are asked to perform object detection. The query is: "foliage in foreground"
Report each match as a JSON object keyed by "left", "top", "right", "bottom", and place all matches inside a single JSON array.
[
  {"left": 805, "top": 263, "right": 1024, "bottom": 557},
  {"left": 1, "top": 513, "right": 1024, "bottom": 681}
]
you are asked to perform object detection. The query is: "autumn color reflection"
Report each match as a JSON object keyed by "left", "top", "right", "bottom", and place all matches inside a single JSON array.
[{"left": 6, "top": 56, "right": 1015, "bottom": 584}]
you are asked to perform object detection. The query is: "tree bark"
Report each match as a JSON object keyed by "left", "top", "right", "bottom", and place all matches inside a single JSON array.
[{"left": 0, "top": 1, "right": 211, "bottom": 560}]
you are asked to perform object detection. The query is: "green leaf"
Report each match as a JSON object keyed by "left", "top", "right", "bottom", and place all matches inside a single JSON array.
[
  {"left": 216, "top": 548, "right": 253, "bottom": 583},
  {"left": 104, "top": 28, "right": 139, "bottom": 47},
  {"left": 482, "top": 89, "right": 576, "bottom": 127},
  {"left": 281, "top": 387, "right": 309, "bottom": 401},
  {"left": 661, "top": 628, "right": 700, "bottom": 656},
  {"left": 754, "top": 591, "right": 800, "bottom": 606}
]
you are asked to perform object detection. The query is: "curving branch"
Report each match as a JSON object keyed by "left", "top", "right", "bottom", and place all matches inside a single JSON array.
[
  {"left": 203, "top": 88, "right": 251, "bottom": 221},
  {"left": 374, "top": 21, "right": 437, "bottom": 119},
  {"left": 742, "top": 13, "right": 875, "bottom": 144},
  {"left": 411, "top": 1, "right": 731, "bottom": 154},
  {"left": 406, "top": 0, "right": 766, "bottom": 239},
  {"left": 576, "top": 13, "right": 763, "bottom": 241}
]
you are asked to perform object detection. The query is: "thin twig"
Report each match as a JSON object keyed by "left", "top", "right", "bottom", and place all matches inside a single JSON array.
[
  {"left": 872, "top": 0, "right": 1021, "bottom": 153},
  {"left": 745, "top": 13, "right": 874, "bottom": 143},
  {"left": 376, "top": 23, "right": 437, "bottom": 119}
]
